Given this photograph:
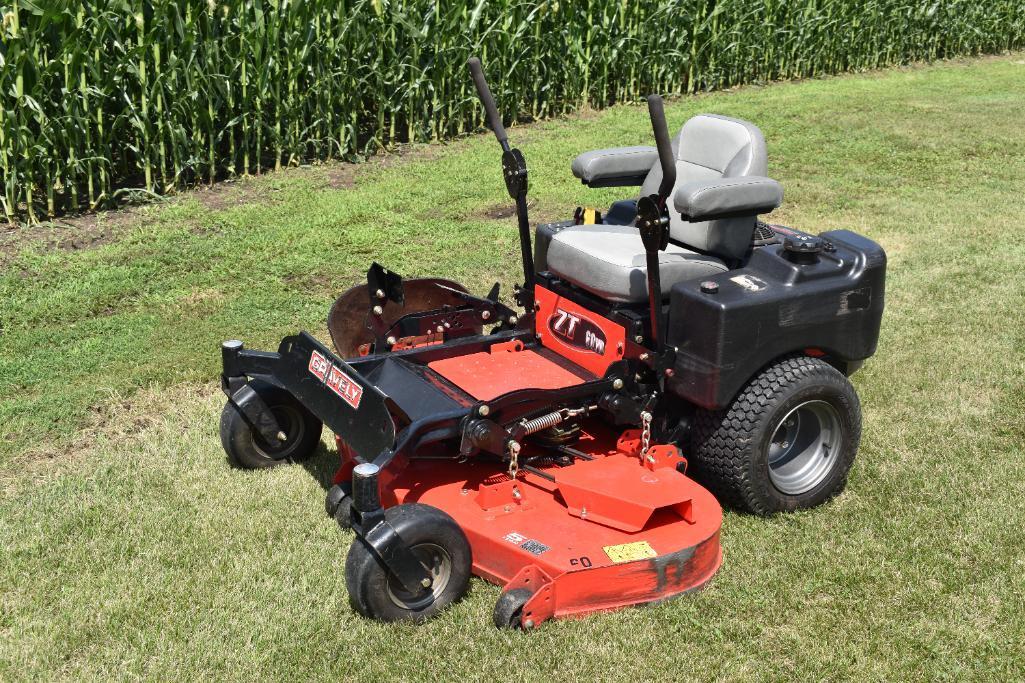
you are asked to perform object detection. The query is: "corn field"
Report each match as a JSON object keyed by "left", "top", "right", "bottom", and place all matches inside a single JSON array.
[{"left": 1, "top": 1, "right": 1024, "bottom": 222}]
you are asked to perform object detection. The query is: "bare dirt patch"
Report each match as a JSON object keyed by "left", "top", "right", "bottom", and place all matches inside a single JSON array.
[
  {"left": 0, "top": 209, "right": 137, "bottom": 266},
  {"left": 323, "top": 165, "right": 357, "bottom": 190},
  {"left": 481, "top": 200, "right": 539, "bottom": 220},
  {"left": 283, "top": 271, "right": 343, "bottom": 294},
  {"left": 191, "top": 182, "right": 248, "bottom": 211}
]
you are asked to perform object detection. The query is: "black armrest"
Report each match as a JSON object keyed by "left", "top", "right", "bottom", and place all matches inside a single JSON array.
[
  {"left": 571, "top": 146, "right": 659, "bottom": 188},
  {"left": 673, "top": 176, "right": 783, "bottom": 221}
]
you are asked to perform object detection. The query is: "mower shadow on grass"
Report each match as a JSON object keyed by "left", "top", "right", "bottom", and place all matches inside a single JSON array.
[{"left": 300, "top": 444, "right": 343, "bottom": 492}]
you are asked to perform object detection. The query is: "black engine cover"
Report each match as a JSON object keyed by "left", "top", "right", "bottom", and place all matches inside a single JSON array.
[{"left": 665, "top": 229, "right": 886, "bottom": 409}]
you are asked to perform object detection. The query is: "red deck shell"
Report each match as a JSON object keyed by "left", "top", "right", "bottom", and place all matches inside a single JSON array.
[
  {"left": 339, "top": 296, "right": 722, "bottom": 626},
  {"left": 336, "top": 427, "right": 723, "bottom": 626}
]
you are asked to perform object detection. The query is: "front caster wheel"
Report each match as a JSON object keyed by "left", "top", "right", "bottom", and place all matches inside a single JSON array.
[
  {"left": 220, "top": 383, "right": 323, "bottom": 469},
  {"left": 689, "top": 355, "right": 861, "bottom": 515},
  {"left": 345, "top": 504, "right": 472, "bottom": 623},
  {"left": 493, "top": 588, "right": 533, "bottom": 629}
]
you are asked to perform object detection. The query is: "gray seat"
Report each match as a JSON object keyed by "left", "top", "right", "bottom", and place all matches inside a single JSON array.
[
  {"left": 546, "top": 114, "right": 771, "bottom": 303},
  {"left": 542, "top": 224, "right": 726, "bottom": 303}
]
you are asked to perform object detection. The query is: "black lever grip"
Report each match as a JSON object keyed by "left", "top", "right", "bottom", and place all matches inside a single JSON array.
[
  {"left": 467, "top": 57, "right": 509, "bottom": 149},
  {"left": 646, "top": 95, "right": 676, "bottom": 200}
]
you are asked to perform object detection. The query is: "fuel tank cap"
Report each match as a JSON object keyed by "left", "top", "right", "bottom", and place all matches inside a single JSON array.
[
  {"left": 782, "top": 234, "right": 823, "bottom": 264},
  {"left": 783, "top": 234, "right": 823, "bottom": 253}
]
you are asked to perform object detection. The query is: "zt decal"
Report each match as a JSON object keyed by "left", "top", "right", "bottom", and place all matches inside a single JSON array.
[{"left": 548, "top": 309, "right": 607, "bottom": 355}]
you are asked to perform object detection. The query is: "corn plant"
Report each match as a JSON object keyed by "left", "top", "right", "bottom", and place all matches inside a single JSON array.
[{"left": 1, "top": 0, "right": 1024, "bottom": 222}]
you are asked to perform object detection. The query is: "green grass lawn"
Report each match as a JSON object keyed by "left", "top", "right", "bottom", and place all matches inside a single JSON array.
[{"left": 3, "top": 55, "right": 1025, "bottom": 680}]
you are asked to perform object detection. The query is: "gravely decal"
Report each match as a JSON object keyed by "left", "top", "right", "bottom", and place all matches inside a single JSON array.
[
  {"left": 548, "top": 308, "right": 606, "bottom": 355},
  {"left": 308, "top": 350, "right": 363, "bottom": 409},
  {"left": 308, "top": 350, "right": 331, "bottom": 381}
]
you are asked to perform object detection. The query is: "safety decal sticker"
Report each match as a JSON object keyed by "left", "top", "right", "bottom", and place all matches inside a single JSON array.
[
  {"left": 730, "top": 274, "right": 768, "bottom": 292},
  {"left": 309, "top": 350, "right": 363, "bottom": 410},
  {"left": 503, "top": 532, "right": 549, "bottom": 555},
  {"left": 603, "top": 541, "right": 657, "bottom": 564},
  {"left": 520, "top": 540, "right": 550, "bottom": 556}
]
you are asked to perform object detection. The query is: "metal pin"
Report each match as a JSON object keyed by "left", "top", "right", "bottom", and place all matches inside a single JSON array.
[
  {"left": 386, "top": 336, "right": 397, "bottom": 345},
  {"left": 481, "top": 310, "right": 491, "bottom": 320},
  {"left": 375, "top": 289, "right": 386, "bottom": 299},
  {"left": 372, "top": 305, "right": 383, "bottom": 315},
  {"left": 479, "top": 405, "right": 490, "bottom": 416},
  {"left": 612, "top": 379, "right": 624, "bottom": 390},
  {"left": 276, "top": 431, "right": 287, "bottom": 442},
  {"left": 509, "top": 315, "right": 518, "bottom": 325}
]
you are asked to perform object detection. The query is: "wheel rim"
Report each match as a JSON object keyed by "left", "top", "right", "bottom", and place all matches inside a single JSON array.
[
  {"left": 386, "top": 543, "right": 452, "bottom": 611},
  {"left": 252, "top": 405, "right": 305, "bottom": 460},
  {"left": 766, "top": 400, "right": 843, "bottom": 495}
]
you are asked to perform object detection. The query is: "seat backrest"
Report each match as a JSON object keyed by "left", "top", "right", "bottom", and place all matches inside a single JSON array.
[{"left": 639, "top": 114, "right": 768, "bottom": 261}]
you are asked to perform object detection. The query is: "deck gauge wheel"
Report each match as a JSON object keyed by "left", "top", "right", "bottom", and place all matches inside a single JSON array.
[
  {"left": 493, "top": 588, "right": 533, "bottom": 629},
  {"left": 326, "top": 482, "right": 355, "bottom": 530}
]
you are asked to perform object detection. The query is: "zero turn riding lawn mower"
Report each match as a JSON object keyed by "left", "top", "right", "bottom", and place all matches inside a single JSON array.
[{"left": 217, "top": 58, "right": 886, "bottom": 628}]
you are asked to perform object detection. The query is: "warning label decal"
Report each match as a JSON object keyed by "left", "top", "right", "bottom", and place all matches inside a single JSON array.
[{"left": 603, "top": 541, "right": 657, "bottom": 564}]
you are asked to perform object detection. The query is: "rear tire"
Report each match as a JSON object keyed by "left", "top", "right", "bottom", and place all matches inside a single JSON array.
[
  {"left": 689, "top": 355, "right": 861, "bottom": 515},
  {"left": 345, "top": 504, "right": 472, "bottom": 623},
  {"left": 220, "top": 384, "right": 322, "bottom": 469}
]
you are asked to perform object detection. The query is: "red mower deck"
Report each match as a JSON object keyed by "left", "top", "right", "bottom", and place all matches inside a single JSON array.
[{"left": 335, "top": 425, "right": 722, "bottom": 627}]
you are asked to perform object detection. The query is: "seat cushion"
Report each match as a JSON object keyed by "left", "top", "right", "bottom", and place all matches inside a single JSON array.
[
  {"left": 546, "top": 225, "right": 726, "bottom": 303},
  {"left": 638, "top": 114, "right": 769, "bottom": 260}
]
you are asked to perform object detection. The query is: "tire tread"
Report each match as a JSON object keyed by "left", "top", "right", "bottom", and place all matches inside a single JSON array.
[{"left": 689, "top": 355, "right": 861, "bottom": 515}]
